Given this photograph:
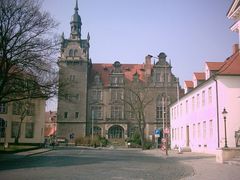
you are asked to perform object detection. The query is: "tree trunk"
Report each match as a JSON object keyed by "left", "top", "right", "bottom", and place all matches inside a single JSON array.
[{"left": 15, "top": 116, "right": 24, "bottom": 144}]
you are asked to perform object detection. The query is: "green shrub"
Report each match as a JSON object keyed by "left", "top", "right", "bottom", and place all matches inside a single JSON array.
[
  {"left": 75, "top": 135, "right": 109, "bottom": 147},
  {"left": 144, "top": 141, "right": 153, "bottom": 149}
]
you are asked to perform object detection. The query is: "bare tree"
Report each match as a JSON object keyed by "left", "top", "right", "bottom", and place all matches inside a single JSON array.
[
  {"left": 123, "top": 78, "right": 153, "bottom": 149},
  {"left": 0, "top": 0, "right": 59, "bottom": 103}
]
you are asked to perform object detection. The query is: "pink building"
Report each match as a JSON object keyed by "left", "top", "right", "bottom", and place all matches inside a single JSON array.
[{"left": 170, "top": 44, "right": 240, "bottom": 154}]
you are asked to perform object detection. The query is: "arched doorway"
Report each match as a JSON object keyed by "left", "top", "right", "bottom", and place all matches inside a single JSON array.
[{"left": 108, "top": 125, "right": 124, "bottom": 139}]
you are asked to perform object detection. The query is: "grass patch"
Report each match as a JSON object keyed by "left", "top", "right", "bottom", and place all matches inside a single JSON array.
[{"left": 0, "top": 145, "right": 39, "bottom": 154}]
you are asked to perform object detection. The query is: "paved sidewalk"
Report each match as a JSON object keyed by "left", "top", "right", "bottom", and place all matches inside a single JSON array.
[
  {"left": 0, "top": 148, "right": 52, "bottom": 162},
  {"left": 143, "top": 149, "right": 240, "bottom": 180}
]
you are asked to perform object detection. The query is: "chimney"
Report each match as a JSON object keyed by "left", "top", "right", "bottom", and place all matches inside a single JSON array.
[
  {"left": 145, "top": 55, "right": 152, "bottom": 76},
  {"left": 233, "top": 44, "right": 239, "bottom": 54},
  {"left": 145, "top": 55, "right": 152, "bottom": 65}
]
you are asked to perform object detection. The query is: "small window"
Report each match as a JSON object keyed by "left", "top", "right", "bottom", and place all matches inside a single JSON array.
[
  {"left": 64, "top": 112, "right": 68, "bottom": 118},
  {"left": 0, "top": 103, "right": 7, "bottom": 114},
  {"left": 75, "top": 112, "right": 79, "bottom": 118}
]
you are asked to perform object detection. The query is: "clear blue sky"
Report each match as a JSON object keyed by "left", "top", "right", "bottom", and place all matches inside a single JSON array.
[{"left": 42, "top": 0, "right": 237, "bottom": 111}]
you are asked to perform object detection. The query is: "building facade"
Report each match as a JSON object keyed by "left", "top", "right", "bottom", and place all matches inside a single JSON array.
[
  {"left": 170, "top": 45, "right": 240, "bottom": 154},
  {"left": 57, "top": 1, "right": 181, "bottom": 142},
  {"left": 0, "top": 99, "right": 45, "bottom": 145}
]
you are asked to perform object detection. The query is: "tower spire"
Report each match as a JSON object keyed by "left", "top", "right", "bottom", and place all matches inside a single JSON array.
[
  {"left": 70, "top": 0, "right": 82, "bottom": 39},
  {"left": 75, "top": 0, "right": 78, "bottom": 12}
]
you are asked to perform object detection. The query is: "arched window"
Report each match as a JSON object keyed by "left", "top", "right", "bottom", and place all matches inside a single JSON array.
[
  {"left": 74, "top": 49, "right": 78, "bottom": 56},
  {"left": 69, "top": 49, "right": 73, "bottom": 57}
]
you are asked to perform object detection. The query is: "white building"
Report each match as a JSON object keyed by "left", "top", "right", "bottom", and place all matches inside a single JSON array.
[
  {"left": 0, "top": 99, "right": 45, "bottom": 145},
  {"left": 170, "top": 44, "right": 240, "bottom": 154}
]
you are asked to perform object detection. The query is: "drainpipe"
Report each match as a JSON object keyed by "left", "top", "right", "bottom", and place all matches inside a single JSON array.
[{"left": 213, "top": 77, "right": 220, "bottom": 148}]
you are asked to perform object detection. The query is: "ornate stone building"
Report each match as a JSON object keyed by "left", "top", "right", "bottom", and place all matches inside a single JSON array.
[{"left": 57, "top": 1, "right": 181, "bottom": 142}]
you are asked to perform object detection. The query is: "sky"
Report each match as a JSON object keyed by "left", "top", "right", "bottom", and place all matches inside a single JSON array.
[{"left": 42, "top": 0, "right": 237, "bottom": 111}]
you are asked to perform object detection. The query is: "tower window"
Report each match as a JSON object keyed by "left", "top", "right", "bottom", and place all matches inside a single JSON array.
[
  {"left": 69, "top": 49, "right": 73, "bottom": 57},
  {"left": 64, "top": 112, "right": 68, "bottom": 118},
  {"left": 75, "top": 112, "right": 79, "bottom": 118},
  {"left": 74, "top": 49, "right": 78, "bottom": 56}
]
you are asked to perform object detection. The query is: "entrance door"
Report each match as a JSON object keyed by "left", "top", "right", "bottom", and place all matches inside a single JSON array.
[
  {"left": 108, "top": 125, "right": 124, "bottom": 139},
  {"left": 186, "top": 125, "right": 189, "bottom": 147}
]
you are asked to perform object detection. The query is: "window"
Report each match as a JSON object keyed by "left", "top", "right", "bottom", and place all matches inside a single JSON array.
[
  {"left": 64, "top": 112, "right": 68, "bottom": 118},
  {"left": 197, "top": 123, "right": 201, "bottom": 139},
  {"left": 156, "top": 96, "right": 166, "bottom": 119},
  {"left": 111, "top": 89, "right": 123, "bottom": 101},
  {"left": 202, "top": 91, "right": 205, "bottom": 107},
  {"left": 203, "top": 121, "right": 206, "bottom": 139},
  {"left": 25, "top": 122, "right": 34, "bottom": 138},
  {"left": 172, "top": 129, "right": 174, "bottom": 140},
  {"left": 12, "top": 102, "right": 21, "bottom": 115},
  {"left": 75, "top": 112, "right": 79, "bottom": 118},
  {"left": 12, "top": 102, "right": 34, "bottom": 116},
  {"left": 76, "top": 94, "right": 79, "bottom": 101},
  {"left": 196, "top": 94, "right": 200, "bottom": 108},
  {"left": 111, "top": 106, "right": 123, "bottom": 119},
  {"left": 193, "top": 124, "right": 196, "bottom": 139},
  {"left": 69, "top": 49, "right": 73, "bottom": 57},
  {"left": 156, "top": 106, "right": 166, "bottom": 119},
  {"left": 91, "top": 106, "right": 102, "bottom": 119},
  {"left": 0, "top": 103, "right": 7, "bottom": 114},
  {"left": 181, "top": 127, "right": 183, "bottom": 140},
  {"left": 92, "top": 90, "right": 102, "bottom": 101},
  {"left": 180, "top": 103, "right": 183, "bottom": 116},
  {"left": 209, "top": 120, "right": 213, "bottom": 138},
  {"left": 27, "top": 103, "right": 35, "bottom": 116},
  {"left": 185, "top": 100, "right": 188, "bottom": 113},
  {"left": 0, "top": 119, "right": 6, "bottom": 137},
  {"left": 94, "top": 75, "right": 101, "bottom": 84},
  {"left": 176, "top": 105, "right": 179, "bottom": 118},
  {"left": 208, "top": 87, "right": 212, "bottom": 104},
  {"left": 192, "top": 96, "right": 195, "bottom": 111},
  {"left": 11, "top": 122, "right": 20, "bottom": 138},
  {"left": 74, "top": 49, "right": 78, "bottom": 56}
]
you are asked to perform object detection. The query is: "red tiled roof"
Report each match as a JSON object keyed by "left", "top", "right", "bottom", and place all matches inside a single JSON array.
[
  {"left": 206, "top": 62, "right": 224, "bottom": 71},
  {"left": 193, "top": 72, "right": 205, "bottom": 80},
  {"left": 184, "top": 80, "right": 193, "bottom": 88},
  {"left": 217, "top": 51, "right": 240, "bottom": 75},
  {"left": 91, "top": 63, "right": 147, "bottom": 86}
]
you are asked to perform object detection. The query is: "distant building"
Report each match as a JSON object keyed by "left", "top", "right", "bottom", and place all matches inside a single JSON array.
[
  {"left": 44, "top": 111, "right": 57, "bottom": 137},
  {"left": 57, "top": 1, "right": 181, "bottom": 142}
]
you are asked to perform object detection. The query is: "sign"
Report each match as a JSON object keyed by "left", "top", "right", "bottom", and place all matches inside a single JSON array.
[
  {"left": 155, "top": 129, "right": 160, "bottom": 135},
  {"left": 164, "top": 128, "right": 170, "bottom": 134},
  {"left": 155, "top": 129, "right": 160, "bottom": 138}
]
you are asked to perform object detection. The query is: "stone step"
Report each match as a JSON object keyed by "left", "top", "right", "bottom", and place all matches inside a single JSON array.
[{"left": 225, "top": 156, "right": 240, "bottom": 166}]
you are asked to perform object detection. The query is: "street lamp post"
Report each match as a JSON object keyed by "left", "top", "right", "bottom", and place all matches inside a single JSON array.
[
  {"left": 222, "top": 108, "right": 228, "bottom": 148},
  {"left": 91, "top": 110, "right": 94, "bottom": 143}
]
